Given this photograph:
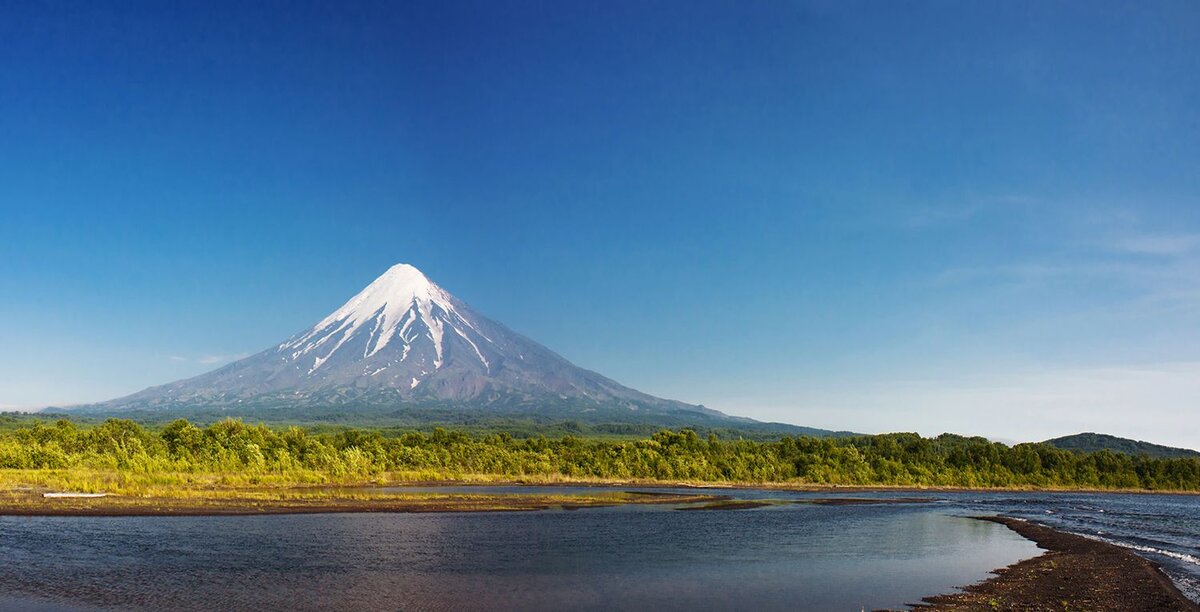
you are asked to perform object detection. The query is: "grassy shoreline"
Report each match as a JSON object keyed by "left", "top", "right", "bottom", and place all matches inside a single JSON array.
[
  {"left": 0, "top": 481, "right": 729, "bottom": 516},
  {"left": 380, "top": 473, "right": 1200, "bottom": 495},
  {"left": 3, "top": 469, "right": 1197, "bottom": 518},
  {"left": 5, "top": 467, "right": 1200, "bottom": 501}
]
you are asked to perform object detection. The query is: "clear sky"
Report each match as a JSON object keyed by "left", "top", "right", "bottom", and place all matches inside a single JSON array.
[{"left": 2, "top": 1, "right": 1198, "bottom": 448}]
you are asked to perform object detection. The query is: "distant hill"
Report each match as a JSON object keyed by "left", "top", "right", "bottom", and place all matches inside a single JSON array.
[{"left": 1044, "top": 433, "right": 1200, "bottom": 459}]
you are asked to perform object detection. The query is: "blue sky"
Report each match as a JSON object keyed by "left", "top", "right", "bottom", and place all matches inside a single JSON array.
[{"left": 2, "top": 1, "right": 1198, "bottom": 447}]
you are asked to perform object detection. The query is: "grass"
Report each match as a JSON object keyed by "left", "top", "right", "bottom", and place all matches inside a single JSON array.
[
  {"left": 4, "top": 466, "right": 1197, "bottom": 501},
  {"left": 4, "top": 463, "right": 1191, "bottom": 517},
  {"left": 0, "top": 467, "right": 736, "bottom": 515}
]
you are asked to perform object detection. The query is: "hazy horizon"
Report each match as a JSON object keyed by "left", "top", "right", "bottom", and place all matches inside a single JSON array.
[{"left": 3, "top": 1, "right": 1198, "bottom": 449}]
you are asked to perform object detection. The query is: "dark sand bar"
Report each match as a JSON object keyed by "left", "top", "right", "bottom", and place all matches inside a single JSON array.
[{"left": 916, "top": 517, "right": 1199, "bottom": 611}]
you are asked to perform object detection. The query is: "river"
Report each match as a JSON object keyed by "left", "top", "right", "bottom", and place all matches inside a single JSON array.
[{"left": 0, "top": 487, "right": 1195, "bottom": 611}]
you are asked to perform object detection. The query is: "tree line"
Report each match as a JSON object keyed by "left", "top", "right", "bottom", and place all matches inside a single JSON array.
[{"left": 2, "top": 418, "right": 1198, "bottom": 490}]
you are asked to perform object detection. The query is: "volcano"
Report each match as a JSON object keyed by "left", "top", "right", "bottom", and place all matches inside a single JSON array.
[{"left": 92, "top": 264, "right": 736, "bottom": 424}]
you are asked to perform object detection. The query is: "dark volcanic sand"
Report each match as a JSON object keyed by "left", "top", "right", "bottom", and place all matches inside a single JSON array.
[{"left": 915, "top": 516, "right": 1199, "bottom": 611}]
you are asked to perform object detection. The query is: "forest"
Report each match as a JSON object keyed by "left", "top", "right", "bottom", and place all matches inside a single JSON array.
[{"left": 2, "top": 417, "right": 1198, "bottom": 491}]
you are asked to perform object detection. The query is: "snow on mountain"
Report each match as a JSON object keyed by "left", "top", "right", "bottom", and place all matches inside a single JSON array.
[
  {"left": 281, "top": 264, "right": 484, "bottom": 378},
  {"left": 96, "top": 263, "right": 719, "bottom": 418}
]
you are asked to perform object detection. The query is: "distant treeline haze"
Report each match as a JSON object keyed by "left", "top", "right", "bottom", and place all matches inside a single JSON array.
[{"left": 3, "top": 419, "right": 1199, "bottom": 490}]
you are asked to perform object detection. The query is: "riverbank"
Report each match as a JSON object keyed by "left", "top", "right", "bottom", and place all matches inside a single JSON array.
[
  {"left": 0, "top": 477, "right": 947, "bottom": 515},
  {"left": 3, "top": 468, "right": 1198, "bottom": 517},
  {"left": 298, "top": 473, "right": 1200, "bottom": 496},
  {"left": 4, "top": 467, "right": 1199, "bottom": 499},
  {"left": 0, "top": 487, "right": 726, "bottom": 516},
  {"left": 917, "top": 516, "right": 1199, "bottom": 611}
]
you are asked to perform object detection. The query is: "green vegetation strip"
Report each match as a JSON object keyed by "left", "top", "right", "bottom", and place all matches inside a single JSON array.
[{"left": 1, "top": 418, "right": 1198, "bottom": 497}]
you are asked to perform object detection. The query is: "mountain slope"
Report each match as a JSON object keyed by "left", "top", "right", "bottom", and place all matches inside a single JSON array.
[
  {"left": 1044, "top": 433, "right": 1200, "bottom": 459},
  {"left": 84, "top": 264, "right": 749, "bottom": 426}
]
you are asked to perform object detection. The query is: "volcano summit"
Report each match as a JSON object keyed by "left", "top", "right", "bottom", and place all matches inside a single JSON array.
[{"left": 90, "top": 264, "right": 743, "bottom": 425}]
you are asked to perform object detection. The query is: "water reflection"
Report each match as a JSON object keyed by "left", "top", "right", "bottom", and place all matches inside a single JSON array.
[{"left": 0, "top": 500, "right": 1037, "bottom": 611}]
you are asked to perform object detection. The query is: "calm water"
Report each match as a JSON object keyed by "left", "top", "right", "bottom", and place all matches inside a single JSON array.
[{"left": 0, "top": 487, "right": 1195, "bottom": 611}]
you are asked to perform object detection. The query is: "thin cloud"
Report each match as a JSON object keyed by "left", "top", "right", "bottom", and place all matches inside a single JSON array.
[
  {"left": 931, "top": 262, "right": 1132, "bottom": 286},
  {"left": 1106, "top": 233, "right": 1200, "bottom": 256},
  {"left": 198, "top": 353, "right": 249, "bottom": 365},
  {"left": 902, "top": 194, "right": 1035, "bottom": 229},
  {"left": 168, "top": 353, "right": 250, "bottom": 365},
  {"left": 903, "top": 204, "right": 986, "bottom": 229}
]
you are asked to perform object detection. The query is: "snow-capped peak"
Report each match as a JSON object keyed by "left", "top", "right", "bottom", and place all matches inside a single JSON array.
[
  {"left": 311, "top": 263, "right": 454, "bottom": 331},
  {"left": 280, "top": 263, "right": 482, "bottom": 371},
  {"left": 346, "top": 263, "right": 449, "bottom": 313}
]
